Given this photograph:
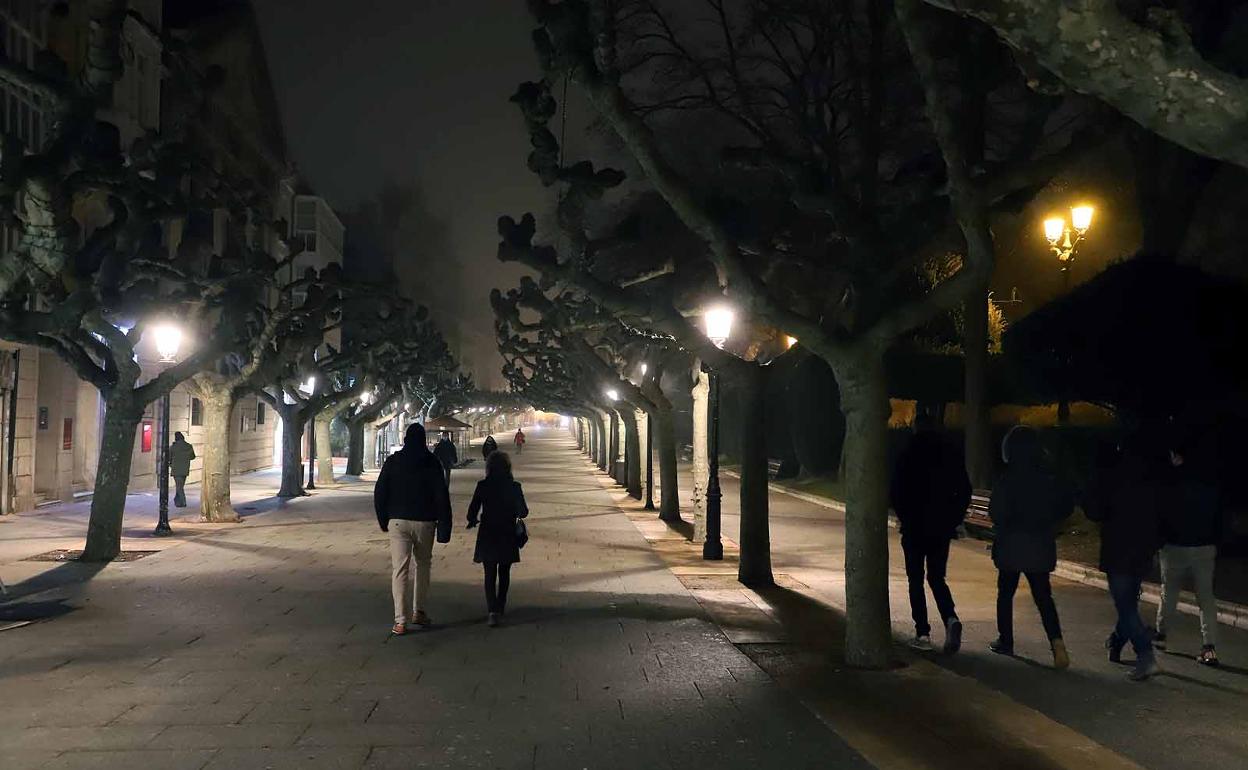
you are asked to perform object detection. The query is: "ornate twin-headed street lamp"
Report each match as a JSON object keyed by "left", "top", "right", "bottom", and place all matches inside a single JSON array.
[
  {"left": 153, "top": 324, "right": 183, "bottom": 536},
  {"left": 1043, "top": 204, "right": 1094, "bottom": 282},
  {"left": 702, "top": 306, "right": 734, "bottom": 561},
  {"left": 640, "top": 363, "right": 655, "bottom": 511},
  {"left": 605, "top": 389, "right": 621, "bottom": 484},
  {"left": 301, "top": 376, "right": 318, "bottom": 490}
]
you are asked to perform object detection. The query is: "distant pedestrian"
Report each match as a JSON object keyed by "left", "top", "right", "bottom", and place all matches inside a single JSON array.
[
  {"left": 466, "top": 451, "right": 528, "bottom": 627},
  {"left": 988, "top": 427, "right": 1073, "bottom": 669},
  {"left": 890, "top": 413, "right": 971, "bottom": 653},
  {"left": 374, "top": 423, "right": 453, "bottom": 636},
  {"left": 169, "top": 432, "right": 196, "bottom": 508},
  {"left": 482, "top": 434, "right": 498, "bottom": 460},
  {"left": 513, "top": 428, "right": 526, "bottom": 455},
  {"left": 1155, "top": 439, "right": 1222, "bottom": 666},
  {"left": 433, "top": 430, "right": 458, "bottom": 487},
  {"left": 1085, "top": 434, "right": 1164, "bottom": 680}
]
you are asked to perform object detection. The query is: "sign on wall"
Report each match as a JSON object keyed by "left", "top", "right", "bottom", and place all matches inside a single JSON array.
[
  {"left": 141, "top": 420, "right": 153, "bottom": 453},
  {"left": 37, "top": 406, "right": 48, "bottom": 430}
]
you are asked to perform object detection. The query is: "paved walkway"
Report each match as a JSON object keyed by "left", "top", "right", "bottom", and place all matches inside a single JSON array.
[
  {"left": 649, "top": 457, "right": 1248, "bottom": 770},
  {"left": 0, "top": 436, "right": 866, "bottom": 769}
]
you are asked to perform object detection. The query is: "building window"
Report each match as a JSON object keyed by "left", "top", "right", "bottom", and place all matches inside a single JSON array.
[
  {"left": 141, "top": 420, "right": 153, "bottom": 453},
  {"left": 256, "top": 402, "right": 266, "bottom": 425},
  {"left": 190, "top": 398, "right": 203, "bottom": 427}
]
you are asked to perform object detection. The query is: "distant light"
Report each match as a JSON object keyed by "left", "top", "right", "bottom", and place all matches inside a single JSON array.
[
  {"left": 704, "top": 306, "right": 734, "bottom": 348},
  {"left": 606, "top": 389, "right": 619, "bottom": 401},
  {"left": 785, "top": 336, "right": 797, "bottom": 349},
  {"left": 1071, "top": 205, "right": 1094, "bottom": 232},
  {"left": 1043, "top": 217, "right": 1065, "bottom": 244},
  {"left": 403, "top": 402, "right": 411, "bottom": 410},
  {"left": 300, "top": 376, "right": 316, "bottom": 394},
  {"left": 641, "top": 363, "right": 648, "bottom": 376},
  {"left": 153, "top": 324, "right": 182, "bottom": 363}
]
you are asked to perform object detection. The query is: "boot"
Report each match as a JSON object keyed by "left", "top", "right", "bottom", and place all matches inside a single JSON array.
[
  {"left": 1105, "top": 632, "right": 1125, "bottom": 664},
  {"left": 1051, "top": 638, "right": 1070, "bottom": 670}
]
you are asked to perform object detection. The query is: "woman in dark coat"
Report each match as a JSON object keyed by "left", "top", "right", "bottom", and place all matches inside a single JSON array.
[
  {"left": 467, "top": 451, "right": 528, "bottom": 626},
  {"left": 989, "top": 427, "right": 1074, "bottom": 668},
  {"left": 481, "top": 435, "right": 498, "bottom": 460}
]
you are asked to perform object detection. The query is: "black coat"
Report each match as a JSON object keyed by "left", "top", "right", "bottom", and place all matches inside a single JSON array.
[
  {"left": 373, "top": 445, "right": 453, "bottom": 535},
  {"left": 434, "top": 439, "right": 458, "bottom": 469},
  {"left": 890, "top": 432, "right": 971, "bottom": 540},
  {"left": 1085, "top": 451, "right": 1163, "bottom": 576},
  {"left": 1160, "top": 464, "right": 1222, "bottom": 548},
  {"left": 468, "top": 477, "right": 528, "bottom": 565},
  {"left": 482, "top": 436, "right": 498, "bottom": 459},
  {"left": 990, "top": 466, "right": 1073, "bottom": 574}
]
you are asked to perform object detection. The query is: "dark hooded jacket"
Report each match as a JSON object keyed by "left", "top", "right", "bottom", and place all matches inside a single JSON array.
[
  {"left": 482, "top": 435, "right": 498, "bottom": 459},
  {"left": 374, "top": 424, "right": 453, "bottom": 535},
  {"left": 989, "top": 427, "right": 1073, "bottom": 574},
  {"left": 890, "top": 429, "right": 971, "bottom": 539},
  {"left": 1084, "top": 441, "right": 1163, "bottom": 576},
  {"left": 433, "top": 437, "right": 458, "bottom": 469}
]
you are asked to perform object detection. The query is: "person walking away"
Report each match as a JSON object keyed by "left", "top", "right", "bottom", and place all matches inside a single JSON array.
[
  {"left": 513, "top": 428, "right": 526, "bottom": 455},
  {"left": 988, "top": 427, "right": 1074, "bottom": 668},
  {"left": 482, "top": 434, "right": 498, "bottom": 460},
  {"left": 1085, "top": 435, "right": 1164, "bottom": 680},
  {"left": 890, "top": 413, "right": 972, "bottom": 653},
  {"left": 169, "top": 432, "right": 196, "bottom": 508},
  {"left": 374, "top": 423, "right": 453, "bottom": 635},
  {"left": 466, "top": 451, "right": 528, "bottom": 627},
  {"left": 433, "top": 430, "right": 458, "bottom": 487},
  {"left": 1155, "top": 439, "right": 1222, "bottom": 666}
]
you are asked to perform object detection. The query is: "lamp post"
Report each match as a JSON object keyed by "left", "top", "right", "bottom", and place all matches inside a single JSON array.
[
  {"left": 1043, "top": 205, "right": 1094, "bottom": 422},
  {"left": 641, "top": 364, "right": 654, "bottom": 511},
  {"left": 153, "top": 324, "right": 182, "bottom": 536},
  {"left": 606, "top": 389, "right": 620, "bottom": 484},
  {"left": 302, "top": 376, "right": 317, "bottom": 491},
  {"left": 702, "top": 307, "right": 734, "bottom": 561}
]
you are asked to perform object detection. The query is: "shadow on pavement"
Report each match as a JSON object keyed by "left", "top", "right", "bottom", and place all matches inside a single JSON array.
[{"left": 0, "top": 559, "right": 107, "bottom": 604}]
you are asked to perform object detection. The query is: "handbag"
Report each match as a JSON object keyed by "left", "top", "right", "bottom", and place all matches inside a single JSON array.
[{"left": 515, "top": 518, "right": 529, "bottom": 549}]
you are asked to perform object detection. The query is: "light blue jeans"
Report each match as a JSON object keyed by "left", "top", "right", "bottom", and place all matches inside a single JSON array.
[{"left": 1157, "top": 544, "right": 1218, "bottom": 647}]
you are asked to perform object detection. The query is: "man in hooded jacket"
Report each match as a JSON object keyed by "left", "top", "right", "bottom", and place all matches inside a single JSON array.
[{"left": 374, "top": 423, "right": 452, "bottom": 635}]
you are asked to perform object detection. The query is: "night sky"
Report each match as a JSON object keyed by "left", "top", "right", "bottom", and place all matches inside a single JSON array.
[{"left": 252, "top": 1, "right": 550, "bottom": 388}]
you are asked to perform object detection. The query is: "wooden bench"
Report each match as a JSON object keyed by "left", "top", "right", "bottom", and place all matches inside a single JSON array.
[
  {"left": 964, "top": 489, "right": 993, "bottom": 537},
  {"left": 767, "top": 459, "right": 783, "bottom": 480}
]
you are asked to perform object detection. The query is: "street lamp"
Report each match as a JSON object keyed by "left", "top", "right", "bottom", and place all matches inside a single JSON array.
[
  {"left": 152, "top": 324, "right": 182, "bottom": 536},
  {"left": 1043, "top": 204, "right": 1094, "bottom": 274},
  {"left": 640, "top": 364, "right": 655, "bottom": 511},
  {"left": 702, "top": 306, "right": 734, "bottom": 560},
  {"left": 605, "top": 388, "right": 621, "bottom": 485},
  {"left": 303, "top": 376, "right": 318, "bottom": 490}
]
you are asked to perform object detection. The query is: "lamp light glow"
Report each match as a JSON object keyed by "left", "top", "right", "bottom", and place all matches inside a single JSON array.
[
  {"left": 153, "top": 325, "right": 182, "bottom": 363},
  {"left": 704, "top": 306, "right": 735, "bottom": 348},
  {"left": 606, "top": 389, "right": 619, "bottom": 401},
  {"left": 1043, "top": 217, "right": 1066, "bottom": 244},
  {"left": 1070, "top": 205, "right": 1094, "bottom": 232},
  {"left": 785, "top": 336, "right": 797, "bottom": 349},
  {"left": 641, "top": 363, "right": 648, "bottom": 376}
]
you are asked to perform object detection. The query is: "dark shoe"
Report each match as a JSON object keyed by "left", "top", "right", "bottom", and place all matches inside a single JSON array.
[
  {"left": 989, "top": 637, "right": 1014, "bottom": 656},
  {"left": 1105, "top": 632, "right": 1126, "bottom": 664},
  {"left": 943, "top": 619, "right": 963, "bottom": 655},
  {"left": 909, "top": 634, "right": 934, "bottom": 652},
  {"left": 1052, "top": 639, "right": 1071, "bottom": 671},
  {"left": 1153, "top": 631, "right": 1167, "bottom": 650},
  {"left": 1128, "top": 656, "right": 1160, "bottom": 681},
  {"left": 487, "top": 612, "right": 499, "bottom": 628},
  {"left": 1198, "top": 646, "right": 1220, "bottom": 667}
]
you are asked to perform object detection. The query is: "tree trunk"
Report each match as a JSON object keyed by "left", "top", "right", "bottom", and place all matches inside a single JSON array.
[
  {"left": 81, "top": 397, "right": 142, "bottom": 561},
  {"left": 597, "top": 413, "right": 608, "bottom": 472},
  {"left": 838, "top": 351, "right": 895, "bottom": 669},
  {"left": 736, "top": 366, "right": 773, "bottom": 587},
  {"left": 277, "top": 412, "right": 306, "bottom": 498},
  {"left": 363, "top": 422, "right": 378, "bottom": 471},
  {"left": 346, "top": 418, "right": 365, "bottom": 476},
  {"left": 316, "top": 412, "right": 334, "bottom": 486},
  {"left": 690, "top": 370, "right": 710, "bottom": 542},
  {"left": 199, "top": 389, "right": 240, "bottom": 523},
  {"left": 963, "top": 286, "right": 993, "bottom": 489},
  {"left": 655, "top": 404, "right": 681, "bottom": 522},
  {"left": 621, "top": 408, "right": 641, "bottom": 499},
  {"left": 608, "top": 412, "right": 621, "bottom": 482}
]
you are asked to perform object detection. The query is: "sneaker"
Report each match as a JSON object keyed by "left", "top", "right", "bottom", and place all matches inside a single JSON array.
[
  {"left": 1105, "top": 632, "right": 1125, "bottom": 664},
  {"left": 909, "top": 634, "right": 934, "bottom": 652},
  {"left": 943, "top": 619, "right": 963, "bottom": 655},
  {"left": 391, "top": 622, "right": 407, "bottom": 636},
  {"left": 1153, "top": 631, "right": 1167, "bottom": 651},
  {"left": 410, "top": 611, "right": 431, "bottom": 630},
  {"left": 1198, "top": 646, "right": 1220, "bottom": 666},
  {"left": 1128, "top": 657, "right": 1160, "bottom": 681},
  {"left": 487, "top": 612, "right": 499, "bottom": 628},
  {"left": 1051, "top": 638, "right": 1071, "bottom": 671},
  {"left": 988, "top": 637, "right": 1014, "bottom": 656}
]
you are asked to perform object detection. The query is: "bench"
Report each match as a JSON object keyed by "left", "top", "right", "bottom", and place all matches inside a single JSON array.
[
  {"left": 767, "top": 459, "right": 783, "bottom": 480},
  {"left": 964, "top": 489, "right": 993, "bottom": 537}
]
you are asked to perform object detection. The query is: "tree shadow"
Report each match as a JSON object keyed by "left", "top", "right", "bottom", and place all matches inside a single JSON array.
[{"left": 0, "top": 559, "right": 108, "bottom": 603}]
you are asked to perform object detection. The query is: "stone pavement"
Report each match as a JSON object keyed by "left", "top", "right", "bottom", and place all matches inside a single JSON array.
[
  {"left": 649, "top": 457, "right": 1248, "bottom": 770},
  {"left": 0, "top": 435, "right": 869, "bottom": 769}
]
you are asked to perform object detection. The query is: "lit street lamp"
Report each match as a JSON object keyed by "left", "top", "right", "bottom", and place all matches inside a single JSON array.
[
  {"left": 640, "top": 363, "right": 654, "bottom": 512},
  {"left": 304, "top": 376, "right": 318, "bottom": 491},
  {"left": 1043, "top": 204, "right": 1094, "bottom": 277},
  {"left": 152, "top": 323, "right": 182, "bottom": 536},
  {"left": 702, "top": 306, "right": 734, "bottom": 561},
  {"left": 606, "top": 388, "right": 621, "bottom": 485}
]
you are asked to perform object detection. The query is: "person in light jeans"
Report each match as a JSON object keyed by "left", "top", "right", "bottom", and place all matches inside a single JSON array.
[
  {"left": 374, "top": 423, "right": 453, "bottom": 635},
  {"left": 1155, "top": 444, "right": 1222, "bottom": 666}
]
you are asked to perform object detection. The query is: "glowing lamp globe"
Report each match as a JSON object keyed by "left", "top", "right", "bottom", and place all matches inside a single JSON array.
[
  {"left": 606, "top": 389, "right": 619, "bottom": 401},
  {"left": 704, "top": 307, "right": 735, "bottom": 348},
  {"left": 153, "top": 325, "right": 182, "bottom": 363},
  {"left": 1071, "top": 205, "right": 1094, "bottom": 232},
  {"left": 1043, "top": 217, "right": 1066, "bottom": 244}
]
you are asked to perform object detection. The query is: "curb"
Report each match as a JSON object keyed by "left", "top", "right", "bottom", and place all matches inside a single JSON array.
[{"left": 727, "top": 469, "right": 1248, "bottom": 632}]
